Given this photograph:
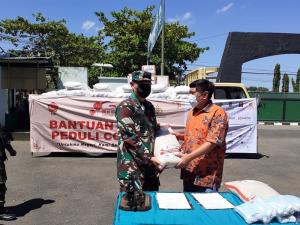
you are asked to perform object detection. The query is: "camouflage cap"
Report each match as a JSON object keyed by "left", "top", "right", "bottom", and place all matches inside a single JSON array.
[{"left": 131, "top": 71, "right": 152, "bottom": 82}]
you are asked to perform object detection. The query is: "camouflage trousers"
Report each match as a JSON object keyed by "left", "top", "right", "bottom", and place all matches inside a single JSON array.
[
  {"left": 0, "top": 161, "right": 7, "bottom": 204},
  {"left": 119, "top": 176, "right": 159, "bottom": 192}
]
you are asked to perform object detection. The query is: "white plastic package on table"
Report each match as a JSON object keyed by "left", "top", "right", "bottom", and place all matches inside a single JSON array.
[
  {"left": 235, "top": 195, "right": 300, "bottom": 224},
  {"left": 235, "top": 197, "right": 277, "bottom": 224}
]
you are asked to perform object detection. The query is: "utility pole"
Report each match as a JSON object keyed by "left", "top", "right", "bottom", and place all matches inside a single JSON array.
[
  {"left": 160, "top": 0, "right": 165, "bottom": 75},
  {"left": 160, "top": 26, "right": 164, "bottom": 75}
]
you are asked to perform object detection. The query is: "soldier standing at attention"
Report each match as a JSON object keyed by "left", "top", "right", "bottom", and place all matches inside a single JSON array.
[
  {"left": 0, "top": 125, "right": 17, "bottom": 221},
  {"left": 115, "top": 71, "right": 161, "bottom": 194}
]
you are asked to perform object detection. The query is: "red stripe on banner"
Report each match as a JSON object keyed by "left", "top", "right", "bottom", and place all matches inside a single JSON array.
[{"left": 224, "top": 183, "right": 250, "bottom": 202}]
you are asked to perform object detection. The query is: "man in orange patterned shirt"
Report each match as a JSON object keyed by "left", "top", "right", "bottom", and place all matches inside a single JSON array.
[{"left": 174, "top": 79, "right": 228, "bottom": 192}]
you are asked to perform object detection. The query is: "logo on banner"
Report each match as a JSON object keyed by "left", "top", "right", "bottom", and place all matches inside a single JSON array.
[
  {"left": 89, "top": 109, "right": 96, "bottom": 116},
  {"left": 248, "top": 102, "right": 254, "bottom": 109},
  {"left": 155, "top": 105, "right": 163, "bottom": 115},
  {"left": 177, "top": 102, "right": 185, "bottom": 110},
  {"left": 93, "top": 101, "right": 108, "bottom": 110},
  {"left": 90, "top": 101, "right": 116, "bottom": 117},
  {"left": 48, "top": 102, "right": 59, "bottom": 114},
  {"left": 32, "top": 138, "right": 41, "bottom": 150},
  {"left": 238, "top": 116, "right": 251, "bottom": 121}
]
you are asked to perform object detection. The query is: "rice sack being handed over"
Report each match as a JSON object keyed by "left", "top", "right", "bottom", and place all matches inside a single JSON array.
[{"left": 154, "top": 129, "right": 181, "bottom": 169}]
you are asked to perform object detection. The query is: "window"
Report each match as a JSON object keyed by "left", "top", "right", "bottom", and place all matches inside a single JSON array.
[{"left": 214, "top": 87, "right": 246, "bottom": 99}]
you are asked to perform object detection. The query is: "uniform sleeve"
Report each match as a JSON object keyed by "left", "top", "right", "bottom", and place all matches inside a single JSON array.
[
  {"left": 115, "top": 104, "right": 152, "bottom": 163},
  {"left": 148, "top": 102, "right": 160, "bottom": 135},
  {"left": 206, "top": 108, "right": 228, "bottom": 145}
]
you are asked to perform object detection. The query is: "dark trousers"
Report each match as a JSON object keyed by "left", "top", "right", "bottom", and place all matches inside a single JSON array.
[
  {"left": 142, "top": 176, "right": 159, "bottom": 192},
  {"left": 0, "top": 183, "right": 6, "bottom": 205},
  {"left": 0, "top": 161, "right": 7, "bottom": 205},
  {"left": 183, "top": 180, "right": 217, "bottom": 193}
]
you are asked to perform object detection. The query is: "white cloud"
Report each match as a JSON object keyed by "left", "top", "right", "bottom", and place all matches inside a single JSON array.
[
  {"left": 82, "top": 20, "right": 96, "bottom": 31},
  {"left": 168, "top": 11, "right": 192, "bottom": 23},
  {"left": 183, "top": 12, "right": 192, "bottom": 20},
  {"left": 217, "top": 3, "right": 234, "bottom": 14}
]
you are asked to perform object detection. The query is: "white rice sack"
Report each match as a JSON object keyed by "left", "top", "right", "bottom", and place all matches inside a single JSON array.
[
  {"left": 154, "top": 133, "right": 181, "bottom": 169},
  {"left": 165, "top": 86, "right": 176, "bottom": 99},
  {"left": 59, "top": 90, "right": 91, "bottom": 96},
  {"left": 93, "top": 83, "right": 111, "bottom": 92},
  {"left": 41, "top": 91, "right": 59, "bottom": 96},
  {"left": 115, "top": 86, "right": 125, "bottom": 93},
  {"left": 224, "top": 180, "right": 280, "bottom": 202},
  {"left": 122, "top": 84, "right": 132, "bottom": 93},
  {"left": 149, "top": 92, "right": 170, "bottom": 99},
  {"left": 91, "top": 91, "right": 110, "bottom": 97},
  {"left": 176, "top": 94, "right": 190, "bottom": 100},
  {"left": 108, "top": 92, "right": 130, "bottom": 98},
  {"left": 151, "top": 84, "right": 168, "bottom": 93},
  {"left": 63, "top": 81, "right": 83, "bottom": 90},
  {"left": 174, "top": 85, "right": 190, "bottom": 94}
]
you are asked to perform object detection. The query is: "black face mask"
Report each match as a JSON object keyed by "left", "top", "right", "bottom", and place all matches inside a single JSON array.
[{"left": 137, "top": 83, "right": 151, "bottom": 98}]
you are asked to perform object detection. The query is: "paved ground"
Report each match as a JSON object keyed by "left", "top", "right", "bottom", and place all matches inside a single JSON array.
[{"left": 2, "top": 125, "right": 300, "bottom": 225}]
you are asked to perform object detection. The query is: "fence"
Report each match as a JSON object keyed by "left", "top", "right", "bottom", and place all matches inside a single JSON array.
[{"left": 249, "top": 92, "right": 300, "bottom": 122}]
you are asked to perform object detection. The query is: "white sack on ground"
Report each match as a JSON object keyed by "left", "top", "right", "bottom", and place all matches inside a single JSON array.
[
  {"left": 121, "top": 84, "right": 132, "bottom": 93},
  {"left": 151, "top": 84, "right": 168, "bottom": 93},
  {"left": 93, "top": 83, "right": 111, "bottom": 92},
  {"left": 58, "top": 89, "right": 92, "bottom": 96},
  {"left": 63, "top": 81, "right": 83, "bottom": 90},
  {"left": 174, "top": 85, "right": 190, "bottom": 94}
]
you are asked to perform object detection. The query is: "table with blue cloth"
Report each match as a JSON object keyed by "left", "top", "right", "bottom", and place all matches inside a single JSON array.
[{"left": 113, "top": 192, "right": 296, "bottom": 225}]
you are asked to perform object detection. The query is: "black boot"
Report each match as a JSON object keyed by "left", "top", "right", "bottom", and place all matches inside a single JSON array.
[{"left": 0, "top": 205, "right": 17, "bottom": 221}]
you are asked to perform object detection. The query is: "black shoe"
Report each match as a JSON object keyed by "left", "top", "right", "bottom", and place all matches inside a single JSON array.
[
  {"left": 119, "top": 193, "right": 152, "bottom": 211},
  {"left": 0, "top": 206, "right": 17, "bottom": 221},
  {"left": 0, "top": 212, "right": 17, "bottom": 221}
]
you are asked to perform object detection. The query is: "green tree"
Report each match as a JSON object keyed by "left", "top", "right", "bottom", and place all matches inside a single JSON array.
[
  {"left": 282, "top": 73, "right": 289, "bottom": 93},
  {"left": 95, "top": 6, "right": 207, "bottom": 77},
  {"left": 272, "top": 64, "right": 281, "bottom": 92},
  {"left": 247, "top": 86, "right": 269, "bottom": 92},
  {"left": 291, "top": 68, "right": 300, "bottom": 92},
  {"left": 0, "top": 13, "right": 105, "bottom": 87}
]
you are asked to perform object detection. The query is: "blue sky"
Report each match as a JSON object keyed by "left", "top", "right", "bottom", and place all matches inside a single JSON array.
[{"left": 1, "top": 0, "right": 300, "bottom": 90}]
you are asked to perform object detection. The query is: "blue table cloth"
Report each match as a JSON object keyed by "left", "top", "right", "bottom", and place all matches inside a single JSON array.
[{"left": 113, "top": 192, "right": 296, "bottom": 225}]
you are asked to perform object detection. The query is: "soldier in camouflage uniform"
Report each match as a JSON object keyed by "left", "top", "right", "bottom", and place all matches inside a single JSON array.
[
  {"left": 0, "top": 125, "right": 17, "bottom": 221},
  {"left": 115, "top": 71, "right": 161, "bottom": 194}
]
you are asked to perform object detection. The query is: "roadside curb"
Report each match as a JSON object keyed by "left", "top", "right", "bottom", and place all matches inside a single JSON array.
[
  {"left": 12, "top": 131, "right": 30, "bottom": 141},
  {"left": 258, "top": 122, "right": 300, "bottom": 126}
]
